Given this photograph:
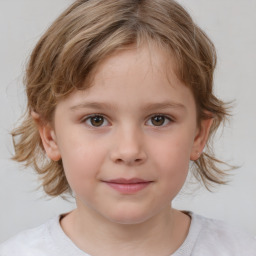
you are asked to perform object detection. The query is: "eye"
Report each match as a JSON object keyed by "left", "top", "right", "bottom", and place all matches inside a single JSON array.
[
  {"left": 146, "top": 115, "right": 172, "bottom": 127},
  {"left": 84, "top": 115, "right": 109, "bottom": 127}
]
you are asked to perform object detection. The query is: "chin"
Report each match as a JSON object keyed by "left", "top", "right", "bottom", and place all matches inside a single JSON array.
[{"left": 104, "top": 208, "right": 154, "bottom": 225}]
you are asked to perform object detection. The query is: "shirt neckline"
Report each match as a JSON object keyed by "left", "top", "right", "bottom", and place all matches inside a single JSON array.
[{"left": 47, "top": 211, "right": 203, "bottom": 256}]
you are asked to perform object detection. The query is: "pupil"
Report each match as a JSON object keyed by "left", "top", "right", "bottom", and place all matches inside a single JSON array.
[
  {"left": 91, "top": 116, "right": 103, "bottom": 126},
  {"left": 152, "top": 116, "right": 164, "bottom": 126}
]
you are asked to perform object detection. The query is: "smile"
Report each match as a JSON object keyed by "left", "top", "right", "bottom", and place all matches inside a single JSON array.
[{"left": 103, "top": 178, "right": 153, "bottom": 194}]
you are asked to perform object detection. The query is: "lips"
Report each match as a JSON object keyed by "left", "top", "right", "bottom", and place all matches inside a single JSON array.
[
  {"left": 107, "top": 178, "right": 150, "bottom": 184},
  {"left": 103, "top": 178, "right": 153, "bottom": 194}
]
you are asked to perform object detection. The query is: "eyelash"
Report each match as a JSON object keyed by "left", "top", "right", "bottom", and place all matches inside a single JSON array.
[
  {"left": 82, "top": 114, "right": 174, "bottom": 128},
  {"left": 146, "top": 114, "right": 173, "bottom": 127},
  {"left": 83, "top": 114, "right": 110, "bottom": 128}
]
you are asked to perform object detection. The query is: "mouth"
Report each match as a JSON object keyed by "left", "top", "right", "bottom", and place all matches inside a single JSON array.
[{"left": 103, "top": 178, "right": 153, "bottom": 194}]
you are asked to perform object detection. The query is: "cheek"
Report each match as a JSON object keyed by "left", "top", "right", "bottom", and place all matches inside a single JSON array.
[
  {"left": 150, "top": 132, "right": 194, "bottom": 168},
  {"left": 149, "top": 131, "right": 193, "bottom": 190},
  {"left": 58, "top": 138, "right": 107, "bottom": 193},
  {"left": 160, "top": 151, "right": 190, "bottom": 190},
  {"left": 157, "top": 152, "right": 189, "bottom": 201}
]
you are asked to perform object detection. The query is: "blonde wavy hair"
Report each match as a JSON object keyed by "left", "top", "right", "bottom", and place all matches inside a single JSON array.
[{"left": 12, "top": 0, "right": 230, "bottom": 197}]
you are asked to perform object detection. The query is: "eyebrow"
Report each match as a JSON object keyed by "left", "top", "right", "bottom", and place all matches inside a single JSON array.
[
  {"left": 70, "top": 101, "right": 186, "bottom": 112},
  {"left": 70, "top": 102, "right": 118, "bottom": 111},
  {"left": 141, "top": 102, "right": 186, "bottom": 112}
]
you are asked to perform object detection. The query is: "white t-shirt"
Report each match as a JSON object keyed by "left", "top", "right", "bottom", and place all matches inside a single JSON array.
[{"left": 0, "top": 212, "right": 255, "bottom": 256}]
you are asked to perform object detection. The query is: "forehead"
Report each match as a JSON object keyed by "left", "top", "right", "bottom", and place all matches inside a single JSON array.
[
  {"left": 90, "top": 43, "right": 181, "bottom": 91},
  {"left": 56, "top": 43, "right": 196, "bottom": 115}
]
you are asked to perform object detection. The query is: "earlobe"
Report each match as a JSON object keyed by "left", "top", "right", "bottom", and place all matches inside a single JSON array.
[
  {"left": 31, "top": 111, "right": 61, "bottom": 161},
  {"left": 190, "top": 118, "right": 213, "bottom": 161}
]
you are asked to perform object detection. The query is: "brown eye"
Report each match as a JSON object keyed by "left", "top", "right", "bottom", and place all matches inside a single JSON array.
[
  {"left": 146, "top": 115, "right": 171, "bottom": 127},
  {"left": 151, "top": 116, "right": 165, "bottom": 126},
  {"left": 86, "top": 115, "right": 107, "bottom": 127}
]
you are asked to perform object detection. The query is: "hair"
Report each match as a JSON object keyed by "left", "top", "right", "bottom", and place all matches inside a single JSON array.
[{"left": 12, "top": 0, "right": 230, "bottom": 197}]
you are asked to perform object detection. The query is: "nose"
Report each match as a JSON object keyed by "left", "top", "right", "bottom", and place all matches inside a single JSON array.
[{"left": 110, "top": 127, "right": 147, "bottom": 166}]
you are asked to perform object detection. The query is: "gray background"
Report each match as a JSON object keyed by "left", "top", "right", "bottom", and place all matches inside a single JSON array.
[{"left": 0, "top": 0, "right": 255, "bottom": 242}]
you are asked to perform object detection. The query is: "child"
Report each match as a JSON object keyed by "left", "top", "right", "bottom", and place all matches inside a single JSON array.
[{"left": 1, "top": 0, "right": 255, "bottom": 255}]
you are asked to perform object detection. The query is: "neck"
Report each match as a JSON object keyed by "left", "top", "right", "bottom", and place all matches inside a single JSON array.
[{"left": 61, "top": 202, "right": 190, "bottom": 256}]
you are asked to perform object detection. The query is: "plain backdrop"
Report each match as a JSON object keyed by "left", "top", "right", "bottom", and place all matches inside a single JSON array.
[{"left": 0, "top": 0, "right": 256, "bottom": 243}]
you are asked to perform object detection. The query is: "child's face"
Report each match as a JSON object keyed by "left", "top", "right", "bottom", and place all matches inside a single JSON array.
[{"left": 40, "top": 44, "right": 211, "bottom": 224}]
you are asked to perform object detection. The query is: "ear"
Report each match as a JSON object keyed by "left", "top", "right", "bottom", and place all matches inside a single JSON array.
[
  {"left": 31, "top": 111, "right": 61, "bottom": 161},
  {"left": 190, "top": 117, "right": 213, "bottom": 161}
]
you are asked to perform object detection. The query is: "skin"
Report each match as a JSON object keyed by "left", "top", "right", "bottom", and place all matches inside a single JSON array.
[{"left": 35, "top": 43, "right": 212, "bottom": 256}]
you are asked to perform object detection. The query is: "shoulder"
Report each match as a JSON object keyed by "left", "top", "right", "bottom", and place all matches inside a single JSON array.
[
  {"left": 0, "top": 217, "right": 59, "bottom": 256},
  {"left": 191, "top": 213, "right": 256, "bottom": 255}
]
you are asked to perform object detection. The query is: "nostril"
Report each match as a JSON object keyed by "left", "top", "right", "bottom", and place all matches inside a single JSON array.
[
  {"left": 114, "top": 157, "right": 144, "bottom": 165},
  {"left": 115, "top": 158, "right": 123, "bottom": 163},
  {"left": 110, "top": 146, "right": 147, "bottom": 165}
]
